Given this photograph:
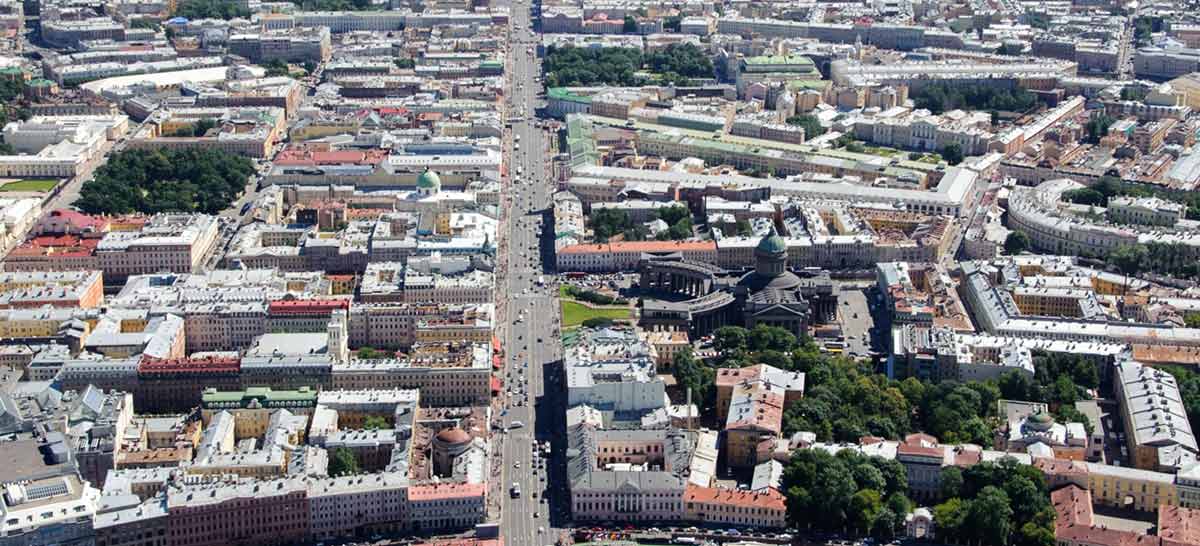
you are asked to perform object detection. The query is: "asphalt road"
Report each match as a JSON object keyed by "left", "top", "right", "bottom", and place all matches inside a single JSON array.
[{"left": 497, "top": 3, "right": 568, "bottom": 545}]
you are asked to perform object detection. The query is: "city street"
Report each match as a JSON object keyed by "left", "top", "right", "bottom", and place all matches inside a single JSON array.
[{"left": 496, "top": 1, "right": 568, "bottom": 544}]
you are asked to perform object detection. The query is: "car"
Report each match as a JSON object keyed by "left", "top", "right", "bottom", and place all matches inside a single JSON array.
[{"left": 509, "top": 421, "right": 525, "bottom": 429}]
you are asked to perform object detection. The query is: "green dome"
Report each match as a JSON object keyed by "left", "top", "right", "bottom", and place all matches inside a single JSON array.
[
  {"left": 417, "top": 168, "right": 441, "bottom": 189},
  {"left": 1027, "top": 411, "right": 1055, "bottom": 431},
  {"left": 756, "top": 226, "right": 786, "bottom": 256}
]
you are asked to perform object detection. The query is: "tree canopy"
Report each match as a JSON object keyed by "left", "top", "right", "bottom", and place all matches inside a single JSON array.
[
  {"left": 654, "top": 204, "right": 694, "bottom": 240},
  {"left": 941, "top": 143, "right": 964, "bottom": 165},
  {"left": 329, "top": 447, "right": 360, "bottom": 476},
  {"left": 589, "top": 208, "right": 642, "bottom": 242},
  {"left": 786, "top": 115, "right": 826, "bottom": 139},
  {"left": 173, "top": 0, "right": 250, "bottom": 20},
  {"left": 75, "top": 148, "right": 256, "bottom": 215},
  {"left": 544, "top": 44, "right": 712, "bottom": 88},
  {"left": 1004, "top": 231, "right": 1031, "bottom": 255},
  {"left": 911, "top": 82, "right": 1036, "bottom": 114},
  {"left": 933, "top": 458, "right": 1055, "bottom": 546}
]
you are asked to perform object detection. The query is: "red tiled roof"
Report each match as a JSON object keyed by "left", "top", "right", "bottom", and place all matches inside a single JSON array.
[
  {"left": 715, "top": 365, "right": 762, "bottom": 387},
  {"left": 408, "top": 482, "right": 485, "bottom": 501},
  {"left": 558, "top": 240, "right": 717, "bottom": 255},
  {"left": 727, "top": 389, "right": 784, "bottom": 432},
  {"left": 42, "top": 209, "right": 107, "bottom": 230},
  {"left": 1159, "top": 505, "right": 1200, "bottom": 546},
  {"left": 1035, "top": 457, "right": 1090, "bottom": 477},
  {"left": 1049, "top": 485, "right": 1161, "bottom": 546},
  {"left": 273, "top": 147, "right": 388, "bottom": 166},
  {"left": 683, "top": 485, "right": 786, "bottom": 511},
  {"left": 412, "top": 539, "right": 501, "bottom": 546},
  {"left": 139, "top": 356, "right": 241, "bottom": 374}
]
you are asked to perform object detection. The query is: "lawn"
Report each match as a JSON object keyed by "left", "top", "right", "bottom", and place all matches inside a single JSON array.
[
  {"left": 560, "top": 300, "right": 631, "bottom": 328},
  {"left": 0, "top": 179, "right": 59, "bottom": 193}
]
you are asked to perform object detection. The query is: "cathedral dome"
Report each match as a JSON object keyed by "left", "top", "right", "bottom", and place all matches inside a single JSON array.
[{"left": 416, "top": 168, "right": 441, "bottom": 191}]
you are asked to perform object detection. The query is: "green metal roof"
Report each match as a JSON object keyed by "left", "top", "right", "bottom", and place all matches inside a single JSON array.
[
  {"left": 743, "top": 55, "right": 815, "bottom": 66},
  {"left": 201, "top": 386, "right": 318, "bottom": 407},
  {"left": 548, "top": 87, "right": 591, "bottom": 104}
]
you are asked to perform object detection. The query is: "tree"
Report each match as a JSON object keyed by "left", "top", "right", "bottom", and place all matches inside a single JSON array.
[
  {"left": 329, "top": 447, "right": 360, "bottom": 476},
  {"left": 302, "top": 61, "right": 317, "bottom": 74},
  {"left": 357, "top": 346, "right": 386, "bottom": 359},
  {"left": 1062, "top": 187, "right": 1106, "bottom": 206},
  {"left": 932, "top": 498, "right": 968, "bottom": 541},
  {"left": 622, "top": 15, "right": 637, "bottom": 33},
  {"left": 394, "top": 58, "right": 415, "bottom": 69},
  {"left": 672, "top": 349, "right": 714, "bottom": 411},
  {"left": 748, "top": 324, "right": 797, "bottom": 353},
  {"left": 911, "top": 81, "right": 1036, "bottom": 114},
  {"left": 589, "top": 208, "right": 634, "bottom": 242},
  {"left": 663, "top": 15, "right": 682, "bottom": 31},
  {"left": 655, "top": 204, "right": 694, "bottom": 240},
  {"left": 735, "top": 219, "right": 753, "bottom": 236},
  {"left": 1109, "top": 244, "right": 1147, "bottom": 278},
  {"left": 173, "top": 0, "right": 250, "bottom": 20},
  {"left": 849, "top": 489, "right": 882, "bottom": 533},
  {"left": 871, "top": 508, "right": 899, "bottom": 540},
  {"left": 263, "top": 59, "right": 290, "bottom": 77},
  {"left": 130, "top": 18, "right": 160, "bottom": 30},
  {"left": 712, "top": 326, "right": 749, "bottom": 355},
  {"left": 167, "top": 118, "right": 218, "bottom": 137},
  {"left": 644, "top": 43, "right": 714, "bottom": 81},
  {"left": 1121, "top": 86, "right": 1148, "bottom": 102},
  {"left": 581, "top": 317, "right": 615, "bottom": 328},
  {"left": 1085, "top": 113, "right": 1115, "bottom": 144},
  {"left": 941, "top": 143, "right": 964, "bottom": 165},
  {"left": 75, "top": 148, "right": 256, "bottom": 215},
  {"left": 969, "top": 486, "right": 1015, "bottom": 545},
  {"left": 786, "top": 114, "right": 826, "bottom": 139},
  {"left": 1004, "top": 231, "right": 1031, "bottom": 255},
  {"left": 363, "top": 415, "right": 389, "bottom": 430},
  {"left": 940, "top": 466, "right": 964, "bottom": 499},
  {"left": 544, "top": 46, "right": 644, "bottom": 87},
  {"left": 999, "top": 370, "right": 1035, "bottom": 400}
]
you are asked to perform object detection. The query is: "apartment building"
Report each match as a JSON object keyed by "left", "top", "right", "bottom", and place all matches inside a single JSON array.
[
  {"left": 165, "top": 478, "right": 310, "bottom": 546},
  {"left": 228, "top": 28, "right": 332, "bottom": 63},
  {"left": 682, "top": 485, "right": 787, "bottom": 529}
]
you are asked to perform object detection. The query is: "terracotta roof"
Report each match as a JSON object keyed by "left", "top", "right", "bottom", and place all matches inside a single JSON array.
[
  {"left": 1131, "top": 344, "right": 1200, "bottom": 366},
  {"left": 139, "top": 356, "right": 241, "bottom": 374},
  {"left": 727, "top": 390, "right": 784, "bottom": 433},
  {"left": 683, "top": 485, "right": 786, "bottom": 511},
  {"left": 715, "top": 366, "right": 761, "bottom": 387},
  {"left": 407, "top": 482, "right": 485, "bottom": 501},
  {"left": 557, "top": 240, "right": 717, "bottom": 255},
  {"left": 1034, "top": 457, "right": 1090, "bottom": 478},
  {"left": 1052, "top": 485, "right": 1159, "bottom": 546},
  {"left": 1053, "top": 485, "right": 1094, "bottom": 529},
  {"left": 435, "top": 427, "right": 471, "bottom": 445},
  {"left": 1159, "top": 505, "right": 1200, "bottom": 546}
]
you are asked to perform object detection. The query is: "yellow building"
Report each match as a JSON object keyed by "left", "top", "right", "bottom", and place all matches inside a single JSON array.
[
  {"left": 1085, "top": 462, "right": 1178, "bottom": 512},
  {"left": 1167, "top": 73, "right": 1200, "bottom": 110}
]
